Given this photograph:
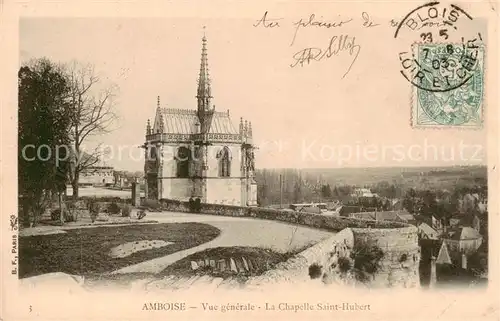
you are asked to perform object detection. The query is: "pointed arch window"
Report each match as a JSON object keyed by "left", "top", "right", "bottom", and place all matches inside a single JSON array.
[
  {"left": 218, "top": 146, "right": 232, "bottom": 177},
  {"left": 149, "top": 146, "right": 157, "bottom": 161},
  {"left": 176, "top": 147, "right": 191, "bottom": 178}
]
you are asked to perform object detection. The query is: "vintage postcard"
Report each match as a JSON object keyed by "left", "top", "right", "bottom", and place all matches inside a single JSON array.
[{"left": 1, "top": 0, "right": 498, "bottom": 320}]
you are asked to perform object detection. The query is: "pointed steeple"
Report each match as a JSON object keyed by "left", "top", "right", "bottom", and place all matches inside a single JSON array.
[
  {"left": 239, "top": 117, "right": 244, "bottom": 135},
  {"left": 154, "top": 96, "right": 165, "bottom": 133},
  {"left": 146, "top": 119, "right": 151, "bottom": 135},
  {"left": 197, "top": 27, "right": 212, "bottom": 113}
]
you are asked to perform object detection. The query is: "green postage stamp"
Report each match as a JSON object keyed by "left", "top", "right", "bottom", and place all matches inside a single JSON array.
[{"left": 411, "top": 42, "right": 485, "bottom": 129}]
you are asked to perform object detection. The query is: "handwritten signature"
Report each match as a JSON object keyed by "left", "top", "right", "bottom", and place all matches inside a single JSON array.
[{"left": 290, "top": 35, "right": 361, "bottom": 78}]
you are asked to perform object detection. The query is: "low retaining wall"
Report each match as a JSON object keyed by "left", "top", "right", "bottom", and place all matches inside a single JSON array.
[
  {"left": 157, "top": 199, "right": 408, "bottom": 231},
  {"left": 246, "top": 228, "right": 356, "bottom": 287}
]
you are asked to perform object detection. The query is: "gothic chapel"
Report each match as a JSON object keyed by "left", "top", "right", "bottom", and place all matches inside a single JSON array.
[{"left": 143, "top": 33, "right": 258, "bottom": 206}]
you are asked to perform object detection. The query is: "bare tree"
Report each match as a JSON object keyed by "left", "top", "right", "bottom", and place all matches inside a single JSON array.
[{"left": 65, "top": 62, "right": 118, "bottom": 199}]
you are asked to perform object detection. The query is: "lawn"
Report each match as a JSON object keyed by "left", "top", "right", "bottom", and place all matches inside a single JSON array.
[{"left": 19, "top": 223, "right": 220, "bottom": 278}]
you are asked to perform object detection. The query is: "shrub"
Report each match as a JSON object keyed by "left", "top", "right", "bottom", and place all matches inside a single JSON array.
[
  {"left": 137, "top": 210, "right": 147, "bottom": 220},
  {"left": 64, "top": 202, "right": 80, "bottom": 222},
  {"left": 337, "top": 256, "right": 352, "bottom": 273},
  {"left": 96, "top": 213, "right": 110, "bottom": 222},
  {"left": 50, "top": 209, "right": 61, "bottom": 221},
  {"left": 143, "top": 199, "right": 161, "bottom": 212},
  {"left": 63, "top": 210, "right": 77, "bottom": 222},
  {"left": 194, "top": 198, "right": 201, "bottom": 212},
  {"left": 73, "top": 200, "right": 87, "bottom": 209},
  {"left": 87, "top": 198, "right": 100, "bottom": 223},
  {"left": 308, "top": 263, "right": 323, "bottom": 279},
  {"left": 121, "top": 204, "right": 132, "bottom": 217},
  {"left": 107, "top": 202, "right": 121, "bottom": 215},
  {"left": 188, "top": 197, "right": 195, "bottom": 212},
  {"left": 350, "top": 244, "right": 384, "bottom": 282},
  {"left": 75, "top": 196, "right": 130, "bottom": 203}
]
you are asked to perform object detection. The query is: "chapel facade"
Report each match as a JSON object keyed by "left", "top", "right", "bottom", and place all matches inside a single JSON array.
[{"left": 143, "top": 34, "right": 258, "bottom": 206}]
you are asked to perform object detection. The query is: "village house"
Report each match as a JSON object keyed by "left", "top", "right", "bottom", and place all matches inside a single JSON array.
[
  {"left": 347, "top": 210, "right": 415, "bottom": 224},
  {"left": 418, "top": 222, "right": 439, "bottom": 240},
  {"left": 352, "top": 188, "right": 377, "bottom": 198},
  {"left": 74, "top": 153, "right": 114, "bottom": 187},
  {"left": 441, "top": 227, "right": 483, "bottom": 256},
  {"left": 419, "top": 236, "right": 485, "bottom": 288},
  {"left": 449, "top": 213, "right": 481, "bottom": 232},
  {"left": 390, "top": 198, "right": 404, "bottom": 211}
]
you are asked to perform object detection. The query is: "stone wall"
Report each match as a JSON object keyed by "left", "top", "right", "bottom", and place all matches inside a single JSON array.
[
  {"left": 246, "top": 228, "right": 356, "bottom": 287},
  {"left": 160, "top": 178, "right": 192, "bottom": 200},
  {"left": 157, "top": 199, "right": 408, "bottom": 231},
  {"left": 206, "top": 179, "right": 243, "bottom": 206},
  {"left": 246, "top": 227, "right": 420, "bottom": 289},
  {"left": 351, "top": 227, "right": 420, "bottom": 288}
]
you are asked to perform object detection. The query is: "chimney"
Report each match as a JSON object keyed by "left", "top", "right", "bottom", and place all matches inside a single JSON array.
[
  {"left": 429, "top": 256, "right": 437, "bottom": 288},
  {"left": 461, "top": 253, "right": 467, "bottom": 270}
]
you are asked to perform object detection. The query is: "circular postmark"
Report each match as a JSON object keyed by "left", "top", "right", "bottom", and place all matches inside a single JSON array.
[
  {"left": 394, "top": 2, "right": 485, "bottom": 127},
  {"left": 404, "top": 42, "right": 482, "bottom": 93},
  {"left": 395, "top": 2, "right": 483, "bottom": 92}
]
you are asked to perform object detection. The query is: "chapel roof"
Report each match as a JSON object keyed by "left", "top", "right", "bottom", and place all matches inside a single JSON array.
[{"left": 153, "top": 108, "right": 239, "bottom": 135}]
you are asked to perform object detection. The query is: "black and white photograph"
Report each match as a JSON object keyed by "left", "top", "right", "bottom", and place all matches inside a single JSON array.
[{"left": 2, "top": 1, "right": 498, "bottom": 320}]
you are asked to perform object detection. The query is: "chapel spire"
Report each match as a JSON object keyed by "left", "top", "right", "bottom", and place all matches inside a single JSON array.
[{"left": 197, "top": 27, "right": 212, "bottom": 113}]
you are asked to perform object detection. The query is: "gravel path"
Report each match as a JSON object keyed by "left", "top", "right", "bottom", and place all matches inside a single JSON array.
[{"left": 112, "top": 212, "right": 334, "bottom": 274}]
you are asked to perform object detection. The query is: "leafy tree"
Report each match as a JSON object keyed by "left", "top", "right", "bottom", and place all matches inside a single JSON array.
[
  {"left": 332, "top": 186, "right": 340, "bottom": 197},
  {"left": 420, "top": 190, "right": 438, "bottom": 217},
  {"left": 402, "top": 188, "right": 417, "bottom": 213},
  {"left": 321, "top": 184, "right": 332, "bottom": 199},
  {"left": 18, "top": 59, "right": 72, "bottom": 226}
]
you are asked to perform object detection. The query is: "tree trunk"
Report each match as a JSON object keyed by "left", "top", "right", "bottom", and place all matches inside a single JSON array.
[
  {"left": 21, "top": 198, "right": 31, "bottom": 228},
  {"left": 58, "top": 192, "right": 65, "bottom": 225},
  {"left": 72, "top": 174, "right": 79, "bottom": 201}
]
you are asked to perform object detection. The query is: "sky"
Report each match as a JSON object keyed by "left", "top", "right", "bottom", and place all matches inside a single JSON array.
[{"left": 19, "top": 16, "right": 488, "bottom": 171}]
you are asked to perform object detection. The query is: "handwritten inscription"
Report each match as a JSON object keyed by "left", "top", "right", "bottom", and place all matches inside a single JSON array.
[
  {"left": 254, "top": 11, "right": 282, "bottom": 28},
  {"left": 253, "top": 11, "right": 398, "bottom": 78},
  {"left": 361, "top": 12, "right": 380, "bottom": 28},
  {"left": 291, "top": 35, "right": 361, "bottom": 78},
  {"left": 291, "top": 14, "right": 353, "bottom": 46},
  {"left": 253, "top": 11, "right": 390, "bottom": 78}
]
